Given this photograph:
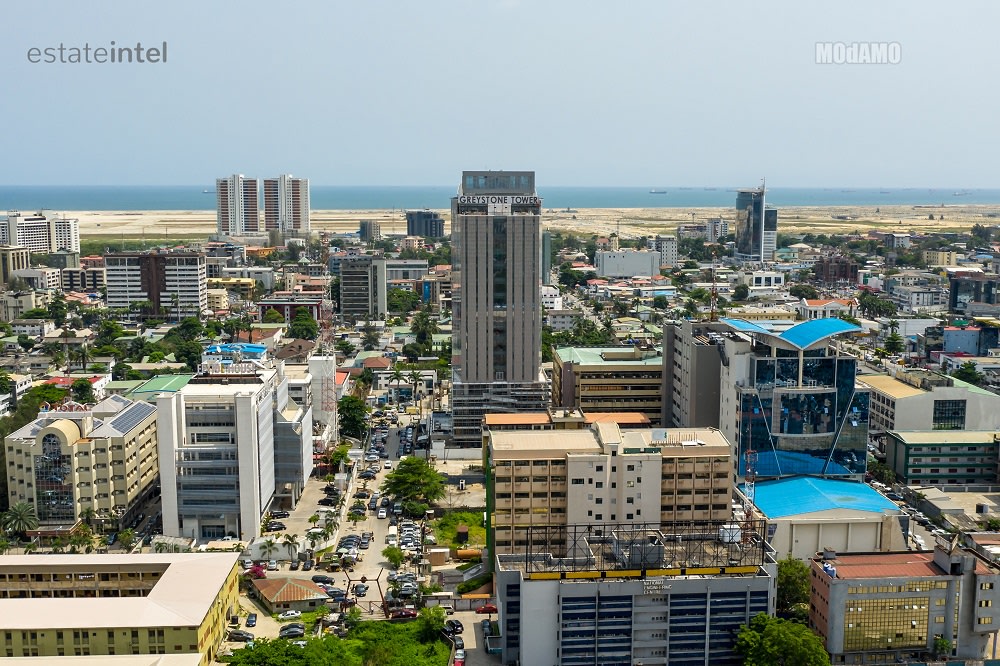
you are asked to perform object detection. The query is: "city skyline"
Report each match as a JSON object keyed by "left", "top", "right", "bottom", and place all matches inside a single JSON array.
[{"left": 5, "top": 1, "right": 1000, "bottom": 187}]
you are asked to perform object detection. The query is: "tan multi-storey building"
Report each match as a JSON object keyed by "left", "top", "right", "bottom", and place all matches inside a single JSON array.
[
  {"left": 552, "top": 346, "right": 663, "bottom": 425},
  {"left": 104, "top": 250, "right": 208, "bottom": 318},
  {"left": 0, "top": 552, "right": 240, "bottom": 664},
  {"left": 5, "top": 395, "right": 158, "bottom": 532},
  {"left": 485, "top": 422, "right": 733, "bottom": 554},
  {"left": 0, "top": 245, "right": 30, "bottom": 287}
]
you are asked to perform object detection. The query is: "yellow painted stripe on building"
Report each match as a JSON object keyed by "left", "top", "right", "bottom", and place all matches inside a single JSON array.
[
  {"left": 646, "top": 569, "right": 682, "bottom": 577},
  {"left": 615, "top": 570, "right": 643, "bottom": 578},
  {"left": 565, "top": 571, "right": 602, "bottom": 579},
  {"left": 528, "top": 572, "right": 562, "bottom": 580},
  {"left": 723, "top": 566, "right": 759, "bottom": 575},
  {"left": 685, "top": 567, "right": 724, "bottom": 575}
]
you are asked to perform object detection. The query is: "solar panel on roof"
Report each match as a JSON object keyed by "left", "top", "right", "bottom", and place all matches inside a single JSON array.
[{"left": 109, "top": 402, "right": 156, "bottom": 434}]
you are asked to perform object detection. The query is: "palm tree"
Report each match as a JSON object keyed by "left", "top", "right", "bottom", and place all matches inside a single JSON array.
[
  {"left": 154, "top": 541, "right": 169, "bottom": 554},
  {"left": 322, "top": 512, "right": 339, "bottom": 531},
  {"left": 118, "top": 528, "right": 137, "bottom": 552},
  {"left": 308, "top": 514, "right": 320, "bottom": 528},
  {"left": 322, "top": 523, "right": 335, "bottom": 541},
  {"left": 0, "top": 536, "right": 10, "bottom": 555},
  {"left": 307, "top": 532, "right": 322, "bottom": 550},
  {"left": 2, "top": 501, "right": 39, "bottom": 537},
  {"left": 22, "top": 541, "right": 37, "bottom": 555},
  {"left": 260, "top": 538, "right": 278, "bottom": 560},
  {"left": 282, "top": 533, "right": 299, "bottom": 560},
  {"left": 390, "top": 367, "right": 405, "bottom": 404},
  {"left": 79, "top": 507, "right": 97, "bottom": 530},
  {"left": 407, "top": 369, "right": 423, "bottom": 416}
]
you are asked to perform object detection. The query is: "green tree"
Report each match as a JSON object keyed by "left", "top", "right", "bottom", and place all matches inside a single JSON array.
[
  {"left": 382, "top": 545, "right": 405, "bottom": 569},
  {"left": 883, "top": 331, "right": 904, "bottom": 356},
  {"left": 71, "top": 378, "right": 96, "bottom": 404},
  {"left": 288, "top": 307, "right": 319, "bottom": 340},
  {"left": 789, "top": 284, "right": 819, "bottom": 300},
  {"left": 2, "top": 501, "right": 39, "bottom": 537},
  {"left": 263, "top": 308, "right": 286, "bottom": 324},
  {"left": 118, "top": 528, "right": 137, "bottom": 551},
  {"left": 338, "top": 395, "right": 368, "bottom": 439},
  {"left": 733, "top": 283, "right": 750, "bottom": 301},
  {"left": 260, "top": 538, "right": 279, "bottom": 560},
  {"left": 736, "top": 613, "right": 830, "bottom": 666},
  {"left": 952, "top": 361, "right": 985, "bottom": 385},
  {"left": 282, "top": 533, "right": 299, "bottom": 560},
  {"left": 361, "top": 322, "right": 380, "bottom": 350},
  {"left": 776, "top": 555, "right": 811, "bottom": 618},
  {"left": 387, "top": 288, "right": 421, "bottom": 315},
  {"left": 416, "top": 606, "right": 447, "bottom": 641},
  {"left": 652, "top": 295, "right": 669, "bottom": 309},
  {"left": 381, "top": 456, "right": 444, "bottom": 503}
]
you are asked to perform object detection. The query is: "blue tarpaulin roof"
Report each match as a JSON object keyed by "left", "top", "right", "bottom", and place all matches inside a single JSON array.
[{"left": 742, "top": 477, "right": 899, "bottom": 519}]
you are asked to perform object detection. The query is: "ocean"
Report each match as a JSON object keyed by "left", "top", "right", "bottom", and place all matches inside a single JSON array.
[{"left": 2, "top": 185, "right": 1000, "bottom": 211}]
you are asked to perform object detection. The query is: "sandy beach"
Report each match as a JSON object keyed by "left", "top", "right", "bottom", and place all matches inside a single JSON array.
[{"left": 64, "top": 204, "right": 1000, "bottom": 240}]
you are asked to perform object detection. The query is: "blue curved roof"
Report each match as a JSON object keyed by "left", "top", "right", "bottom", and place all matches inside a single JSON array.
[{"left": 721, "top": 317, "right": 861, "bottom": 350}]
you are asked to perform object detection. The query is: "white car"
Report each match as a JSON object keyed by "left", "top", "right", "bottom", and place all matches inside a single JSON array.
[
  {"left": 278, "top": 610, "right": 302, "bottom": 620},
  {"left": 384, "top": 460, "right": 392, "bottom": 469},
  {"left": 377, "top": 508, "right": 387, "bottom": 519}
]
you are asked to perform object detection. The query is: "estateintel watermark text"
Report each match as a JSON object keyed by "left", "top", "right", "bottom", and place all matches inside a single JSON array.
[
  {"left": 815, "top": 41, "right": 900, "bottom": 65},
  {"left": 27, "top": 41, "right": 167, "bottom": 64}
]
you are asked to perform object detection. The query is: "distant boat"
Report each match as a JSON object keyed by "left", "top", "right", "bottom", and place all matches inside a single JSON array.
[
  {"left": 649, "top": 189, "right": 668, "bottom": 194},
  {"left": 203, "top": 189, "right": 211, "bottom": 194}
]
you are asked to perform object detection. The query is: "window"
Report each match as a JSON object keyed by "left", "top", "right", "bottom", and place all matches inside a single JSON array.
[
  {"left": 932, "top": 400, "right": 966, "bottom": 430},
  {"left": 571, "top": 478, "right": 584, "bottom": 485}
]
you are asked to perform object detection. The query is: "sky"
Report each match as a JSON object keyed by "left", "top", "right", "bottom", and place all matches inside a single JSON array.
[{"left": 3, "top": 1, "right": 998, "bottom": 187}]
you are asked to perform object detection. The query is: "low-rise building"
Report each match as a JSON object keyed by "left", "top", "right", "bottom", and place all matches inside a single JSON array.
[
  {"left": 0, "top": 553, "right": 239, "bottom": 663},
  {"left": 553, "top": 346, "right": 663, "bottom": 425},
  {"left": 250, "top": 577, "right": 329, "bottom": 615},
  {"left": 810, "top": 545, "right": 1000, "bottom": 664},
  {"left": 885, "top": 430, "right": 1000, "bottom": 486}
]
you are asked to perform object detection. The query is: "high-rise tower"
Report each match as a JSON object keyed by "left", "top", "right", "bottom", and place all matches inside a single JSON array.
[
  {"left": 216, "top": 174, "right": 260, "bottom": 236},
  {"left": 450, "top": 170, "right": 547, "bottom": 446},
  {"left": 263, "top": 174, "right": 310, "bottom": 234},
  {"left": 734, "top": 185, "right": 777, "bottom": 262}
]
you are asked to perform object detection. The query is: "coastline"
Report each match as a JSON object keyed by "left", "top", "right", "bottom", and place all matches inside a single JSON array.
[{"left": 63, "top": 204, "right": 995, "bottom": 239}]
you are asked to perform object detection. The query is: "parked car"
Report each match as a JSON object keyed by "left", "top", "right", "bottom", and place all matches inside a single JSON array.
[
  {"left": 377, "top": 508, "right": 387, "bottom": 519},
  {"left": 278, "top": 610, "right": 302, "bottom": 620},
  {"left": 302, "top": 560, "right": 313, "bottom": 571},
  {"left": 270, "top": 510, "right": 290, "bottom": 519},
  {"left": 267, "top": 560, "right": 278, "bottom": 571},
  {"left": 480, "top": 619, "right": 493, "bottom": 636},
  {"left": 390, "top": 609, "right": 418, "bottom": 620},
  {"left": 278, "top": 627, "right": 305, "bottom": 639},
  {"left": 354, "top": 583, "right": 369, "bottom": 597},
  {"left": 312, "top": 574, "right": 334, "bottom": 585},
  {"left": 445, "top": 619, "right": 464, "bottom": 634},
  {"left": 245, "top": 613, "right": 257, "bottom": 628},
  {"left": 228, "top": 630, "right": 255, "bottom": 642},
  {"left": 318, "top": 497, "right": 337, "bottom": 507},
  {"left": 476, "top": 603, "right": 498, "bottom": 614},
  {"left": 454, "top": 649, "right": 467, "bottom": 666},
  {"left": 289, "top": 559, "right": 300, "bottom": 571},
  {"left": 452, "top": 635, "right": 465, "bottom": 650}
]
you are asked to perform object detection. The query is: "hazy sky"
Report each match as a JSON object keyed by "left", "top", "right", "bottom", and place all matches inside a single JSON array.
[{"left": 4, "top": 1, "right": 997, "bottom": 187}]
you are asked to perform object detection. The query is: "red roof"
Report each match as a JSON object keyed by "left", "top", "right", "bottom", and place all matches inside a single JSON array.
[
  {"left": 46, "top": 376, "right": 100, "bottom": 388},
  {"left": 252, "top": 577, "right": 328, "bottom": 603}
]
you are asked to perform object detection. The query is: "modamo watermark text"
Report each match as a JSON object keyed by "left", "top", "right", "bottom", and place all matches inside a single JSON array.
[
  {"left": 27, "top": 41, "right": 167, "bottom": 64},
  {"left": 815, "top": 41, "right": 900, "bottom": 65}
]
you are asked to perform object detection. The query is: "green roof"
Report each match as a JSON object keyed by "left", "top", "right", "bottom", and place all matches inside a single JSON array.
[
  {"left": 105, "top": 380, "right": 144, "bottom": 391},
  {"left": 129, "top": 374, "right": 196, "bottom": 398},
  {"left": 950, "top": 376, "right": 996, "bottom": 397}
]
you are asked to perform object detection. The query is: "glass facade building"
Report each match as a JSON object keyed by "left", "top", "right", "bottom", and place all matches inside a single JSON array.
[
  {"left": 734, "top": 188, "right": 778, "bottom": 262},
  {"left": 719, "top": 318, "right": 869, "bottom": 480}
]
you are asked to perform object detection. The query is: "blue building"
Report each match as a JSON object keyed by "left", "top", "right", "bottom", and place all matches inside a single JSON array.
[{"left": 717, "top": 318, "right": 869, "bottom": 480}]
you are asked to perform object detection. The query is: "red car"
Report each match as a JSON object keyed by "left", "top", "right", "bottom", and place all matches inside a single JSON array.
[
  {"left": 475, "top": 603, "right": 498, "bottom": 614},
  {"left": 390, "top": 609, "right": 418, "bottom": 621}
]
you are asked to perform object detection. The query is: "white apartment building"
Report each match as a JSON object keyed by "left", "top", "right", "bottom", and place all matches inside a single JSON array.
[
  {"left": 216, "top": 174, "right": 260, "bottom": 236},
  {"left": 595, "top": 249, "right": 661, "bottom": 278},
  {"left": 1, "top": 210, "right": 80, "bottom": 253},
  {"left": 541, "top": 284, "right": 564, "bottom": 310},
  {"left": 263, "top": 174, "right": 310, "bottom": 234}
]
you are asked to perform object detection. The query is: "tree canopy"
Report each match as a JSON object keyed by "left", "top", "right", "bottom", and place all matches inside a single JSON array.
[
  {"left": 387, "top": 288, "right": 421, "bottom": 315},
  {"left": 776, "top": 555, "right": 811, "bottom": 620},
  {"left": 381, "top": 456, "right": 445, "bottom": 504},
  {"left": 952, "top": 361, "right": 985, "bottom": 385},
  {"left": 288, "top": 307, "right": 319, "bottom": 340},
  {"left": 337, "top": 395, "right": 368, "bottom": 439},
  {"left": 736, "top": 613, "right": 830, "bottom": 666}
]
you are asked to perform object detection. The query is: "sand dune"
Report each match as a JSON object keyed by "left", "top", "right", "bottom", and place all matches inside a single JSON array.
[{"left": 64, "top": 203, "right": 998, "bottom": 240}]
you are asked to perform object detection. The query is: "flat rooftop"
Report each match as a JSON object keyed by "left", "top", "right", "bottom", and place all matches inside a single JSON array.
[
  {"left": 856, "top": 374, "right": 926, "bottom": 399},
  {"left": 749, "top": 477, "right": 900, "bottom": 519},
  {"left": 889, "top": 430, "right": 1000, "bottom": 445},
  {"left": 554, "top": 347, "right": 662, "bottom": 366},
  {"left": 0, "top": 552, "right": 239, "bottom": 630},
  {"left": 490, "top": 429, "right": 602, "bottom": 459}
]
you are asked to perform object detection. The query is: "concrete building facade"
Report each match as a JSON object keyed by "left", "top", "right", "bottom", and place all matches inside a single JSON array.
[
  {"left": 0, "top": 211, "right": 80, "bottom": 253},
  {"left": 662, "top": 320, "right": 725, "bottom": 428},
  {"left": 0, "top": 245, "right": 30, "bottom": 286},
  {"left": 646, "top": 234, "right": 678, "bottom": 269},
  {"left": 262, "top": 174, "right": 309, "bottom": 234},
  {"left": 451, "top": 170, "right": 546, "bottom": 447},
  {"left": 104, "top": 251, "right": 208, "bottom": 318},
  {"left": 595, "top": 249, "right": 661, "bottom": 278},
  {"left": 5, "top": 395, "right": 158, "bottom": 533},
  {"left": 552, "top": 346, "right": 663, "bottom": 425},
  {"left": 216, "top": 174, "right": 260, "bottom": 236}
]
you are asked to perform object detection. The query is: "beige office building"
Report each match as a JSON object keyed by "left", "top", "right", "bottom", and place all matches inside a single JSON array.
[
  {"left": 0, "top": 245, "right": 30, "bottom": 286},
  {"left": 552, "top": 346, "right": 663, "bottom": 425},
  {"left": 485, "top": 422, "right": 733, "bottom": 553},
  {"left": 5, "top": 395, "right": 158, "bottom": 532},
  {"left": 0, "top": 553, "right": 239, "bottom": 664}
]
